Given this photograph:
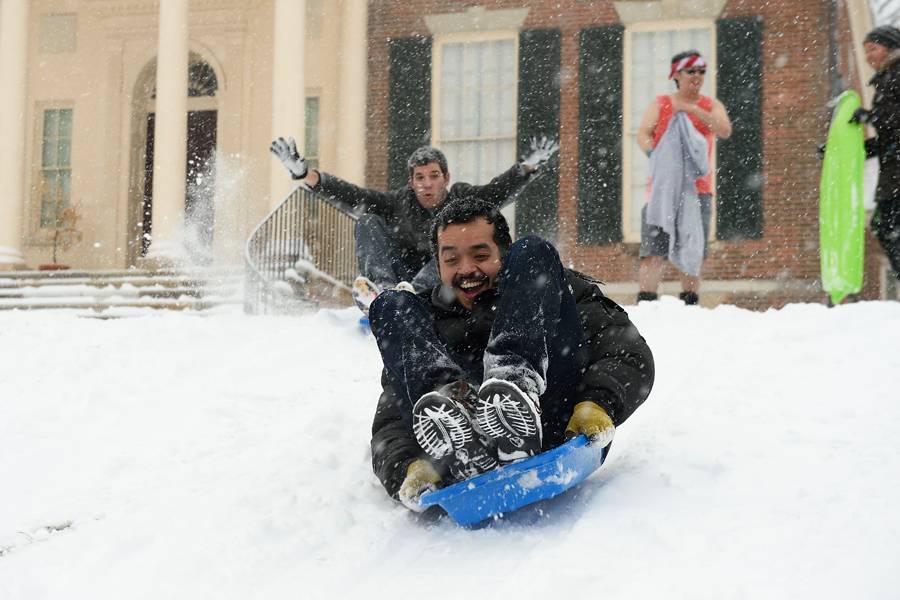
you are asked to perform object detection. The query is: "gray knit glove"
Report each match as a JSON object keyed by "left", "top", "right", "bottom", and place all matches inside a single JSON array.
[{"left": 270, "top": 136, "right": 309, "bottom": 180}]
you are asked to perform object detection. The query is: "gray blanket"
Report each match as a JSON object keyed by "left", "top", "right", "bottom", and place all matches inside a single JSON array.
[{"left": 645, "top": 112, "right": 709, "bottom": 276}]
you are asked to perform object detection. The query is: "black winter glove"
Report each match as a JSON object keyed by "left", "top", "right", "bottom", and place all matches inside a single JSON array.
[
  {"left": 270, "top": 136, "right": 309, "bottom": 180},
  {"left": 848, "top": 108, "right": 871, "bottom": 125}
]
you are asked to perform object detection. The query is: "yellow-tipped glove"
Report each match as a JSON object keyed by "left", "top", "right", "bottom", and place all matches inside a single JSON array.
[
  {"left": 565, "top": 401, "right": 615, "bottom": 448},
  {"left": 398, "top": 459, "right": 442, "bottom": 512}
]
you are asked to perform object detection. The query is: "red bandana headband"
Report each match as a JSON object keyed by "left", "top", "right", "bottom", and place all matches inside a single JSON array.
[{"left": 669, "top": 54, "right": 707, "bottom": 79}]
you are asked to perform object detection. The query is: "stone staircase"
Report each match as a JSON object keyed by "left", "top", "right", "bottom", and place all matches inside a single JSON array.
[{"left": 0, "top": 267, "right": 245, "bottom": 313}]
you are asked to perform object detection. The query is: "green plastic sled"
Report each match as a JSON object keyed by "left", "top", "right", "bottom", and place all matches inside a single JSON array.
[{"left": 819, "top": 90, "right": 866, "bottom": 305}]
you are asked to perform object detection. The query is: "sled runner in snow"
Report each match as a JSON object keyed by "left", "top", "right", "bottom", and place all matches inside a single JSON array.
[{"left": 418, "top": 434, "right": 608, "bottom": 526}]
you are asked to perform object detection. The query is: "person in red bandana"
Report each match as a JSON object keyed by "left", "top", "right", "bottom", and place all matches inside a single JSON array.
[{"left": 635, "top": 50, "right": 732, "bottom": 305}]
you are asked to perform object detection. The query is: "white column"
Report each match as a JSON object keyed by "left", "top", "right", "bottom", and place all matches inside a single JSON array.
[
  {"left": 0, "top": 0, "right": 30, "bottom": 268},
  {"left": 337, "top": 0, "right": 368, "bottom": 185},
  {"left": 270, "top": 0, "right": 306, "bottom": 207},
  {"left": 146, "top": 0, "right": 189, "bottom": 262}
]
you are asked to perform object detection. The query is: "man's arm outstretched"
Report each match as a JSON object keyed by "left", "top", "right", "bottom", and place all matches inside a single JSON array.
[
  {"left": 453, "top": 136, "right": 559, "bottom": 209},
  {"left": 270, "top": 135, "right": 396, "bottom": 216}
]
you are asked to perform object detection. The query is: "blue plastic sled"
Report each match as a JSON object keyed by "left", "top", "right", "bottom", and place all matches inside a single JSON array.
[{"left": 418, "top": 435, "right": 609, "bottom": 526}]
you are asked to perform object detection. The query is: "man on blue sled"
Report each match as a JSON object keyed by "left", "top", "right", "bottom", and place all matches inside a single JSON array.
[{"left": 368, "top": 197, "right": 655, "bottom": 512}]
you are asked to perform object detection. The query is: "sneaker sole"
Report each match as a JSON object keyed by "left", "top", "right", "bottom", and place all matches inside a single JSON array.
[
  {"left": 351, "top": 277, "right": 380, "bottom": 316},
  {"left": 476, "top": 379, "right": 543, "bottom": 462},
  {"left": 413, "top": 393, "right": 498, "bottom": 480}
]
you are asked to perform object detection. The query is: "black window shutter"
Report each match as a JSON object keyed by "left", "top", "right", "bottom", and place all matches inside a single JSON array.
[
  {"left": 716, "top": 16, "right": 764, "bottom": 239},
  {"left": 516, "top": 28, "right": 561, "bottom": 241},
  {"left": 388, "top": 36, "right": 432, "bottom": 190},
  {"left": 578, "top": 26, "right": 624, "bottom": 245}
]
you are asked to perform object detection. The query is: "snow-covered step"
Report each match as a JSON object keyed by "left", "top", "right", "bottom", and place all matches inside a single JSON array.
[
  {"left": 0, "top": 276, "right": 243, "bottom": 289},
  {"left": 0, "top": 273, "right": 243, "bottom": 288},
  {"left": 0, "top": 266, "right": 242, "bottom": 280},
  {"left": 0, "top": 296, "right": 243, "bottom": 312},
  {"left": 0, "top": 267, "right": 244, "bottom": 312}
]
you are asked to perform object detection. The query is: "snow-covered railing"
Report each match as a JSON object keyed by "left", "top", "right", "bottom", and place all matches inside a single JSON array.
[{"left": 244, "top": 186, "right": 357, "bottom": 314}]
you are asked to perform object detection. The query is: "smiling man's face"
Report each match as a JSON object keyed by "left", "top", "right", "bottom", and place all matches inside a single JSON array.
[{"left": 436, "top": 217, "right": 503, "bottom": 309}]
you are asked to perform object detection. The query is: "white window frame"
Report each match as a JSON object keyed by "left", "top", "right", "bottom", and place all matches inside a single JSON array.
[
  {"left": 34, "top": 105, "right": 74, "bottom": 233},
  {"left": 431, "top": 29, "right": 520, "bottom": 173},
  {"left": 431, "top": 30, "right": 519, "bottom": 232},
  {"left": 622, "top": 20, "right": 718, "bottom": 243}
]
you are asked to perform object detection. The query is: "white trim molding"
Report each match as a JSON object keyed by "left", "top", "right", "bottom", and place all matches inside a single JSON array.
[
  {"left": 613, "top": 0, "right": 728, "bottom": 24},
  {"left": 425, "top": 5, "right": 528, "bottom": 35}
]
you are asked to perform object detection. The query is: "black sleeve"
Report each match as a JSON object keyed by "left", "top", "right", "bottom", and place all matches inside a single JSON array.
[
  {"left": 313, "top": 172, "right": 400, "bottom": 218},
  {"left": 370, "top": 371, "right": 421, "bottom": 498},
  {"left": 865, "top": 137, "right": 880, "bottom": 159},
  {"left": 871, "top": 92, "right": 900, "bottom": 141},
  {"left": 571, "top": 274, "right": 655, "bottom": 426},
  {"left": 450, "top": 164, "right": 535, "bottom": 209},
  {"left": 869, "top": 73, "right": 900, "bottom": 158}
]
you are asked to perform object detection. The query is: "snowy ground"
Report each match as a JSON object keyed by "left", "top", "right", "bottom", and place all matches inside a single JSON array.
[{"left": 1, "top": 299, "right": 898, "bottom": 599}]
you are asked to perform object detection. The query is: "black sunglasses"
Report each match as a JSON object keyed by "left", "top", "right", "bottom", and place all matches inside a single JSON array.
[{"left": 684, "top": 68, "right": 706, "bottom": 75}]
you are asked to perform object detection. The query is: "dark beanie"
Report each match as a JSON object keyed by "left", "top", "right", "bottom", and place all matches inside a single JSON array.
[{"left": 865, "top": 25, "right": 900, "bottom": 50}]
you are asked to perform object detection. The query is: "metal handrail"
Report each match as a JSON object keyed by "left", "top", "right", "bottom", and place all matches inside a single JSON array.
[{"left": 244, "top": 186, "right": 358, "bottom": 314}]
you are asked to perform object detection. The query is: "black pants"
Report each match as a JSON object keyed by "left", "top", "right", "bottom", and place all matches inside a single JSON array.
[
  {"left": 873, "top": 200, "right": 900, "bottom": 278},
  {"left": 369, "top": 236, "right": 586, "bottom": 447},
  {"left": 354, "top": 214, "right": 439, "bottom": 290}
]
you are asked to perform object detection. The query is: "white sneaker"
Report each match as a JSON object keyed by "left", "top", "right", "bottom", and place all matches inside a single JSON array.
[
  {"left": 351, "top": 276, "right": 381, "bottom": 316},
  {"left": 475, "top": 379, "right": 543, "bottom": 463},
  {"left": 413, "top": 381, "right": 499, "bottom": 482}
]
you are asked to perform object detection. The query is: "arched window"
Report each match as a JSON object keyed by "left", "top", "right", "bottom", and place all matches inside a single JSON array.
[
  {"left": 150, "top": 55, "right": 218, "bottom": 98},
  {"left": 188, "top": 59, "right": 218, "bottom": 97}
]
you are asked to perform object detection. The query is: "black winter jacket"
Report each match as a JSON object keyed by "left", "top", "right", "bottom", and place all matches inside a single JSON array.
[
  {"left": 865, "top": 49, "right": 900, "bottom": 205},
  {"left": 370, "top": 270, "right": 655, "bottom": 498},
  {"left": 312, "top": 166, "right": 534, "bottom": 271}
]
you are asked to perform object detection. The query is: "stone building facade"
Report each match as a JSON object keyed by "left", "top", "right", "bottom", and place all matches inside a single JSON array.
[{"left": 0, "top": 0, "right": 367, "bottom": 270}]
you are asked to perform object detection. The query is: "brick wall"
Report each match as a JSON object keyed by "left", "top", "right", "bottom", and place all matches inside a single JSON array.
[{"left": 366, "top": 0, "right": 864, "bottom": 303}]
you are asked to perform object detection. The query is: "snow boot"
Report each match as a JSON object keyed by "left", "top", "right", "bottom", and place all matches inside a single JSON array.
[
  {"left": 475, "top": 378, "right": 543, "bottom": 463},
  {"left": 353, "top": 278, "right": 416, "bottom": 316},
  {"left": 393, "top": 281, "right": 415, "bottom": 294},
  {"left": 412, "top": 381, "right": 499, "bottom": 482},
  {"left": 351, "top": 276, "right": 381, "bottom": 316},
  {"left": 637, "top": 291, "right": 658, "bottom": 303}
]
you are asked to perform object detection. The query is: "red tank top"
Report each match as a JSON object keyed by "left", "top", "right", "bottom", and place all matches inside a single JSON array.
[{"left": 652, "top": 95, "right": 715, "bottom": 194}]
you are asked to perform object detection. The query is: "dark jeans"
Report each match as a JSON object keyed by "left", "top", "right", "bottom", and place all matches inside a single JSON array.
[
  {"left": 873, "top": 200, "right": 900, "bottom": 277},
  {"left": 369, "top": 236, "right": 586, "bottom": 447},
  {"left": 354, "top": 214, "right": 439, "bottom": 290}
]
